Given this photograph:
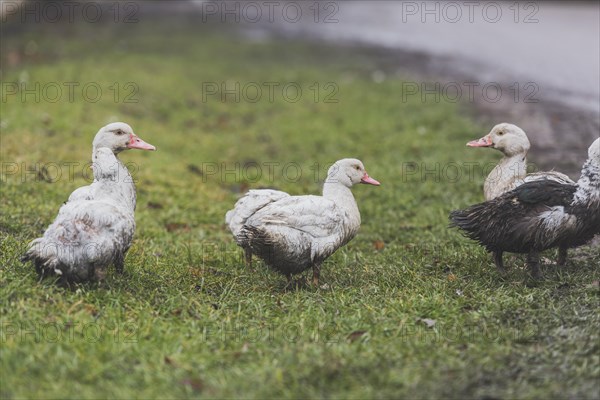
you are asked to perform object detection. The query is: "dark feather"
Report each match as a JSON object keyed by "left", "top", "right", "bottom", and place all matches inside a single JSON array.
[
  {"left": 239, "top": 225, "right": 312, "bottom": 275},
  {"left": 450, "top": 179, "right": 596, "bottom": 254},
  {"left": 516, "top": 180, "right": 576, "bottom": 205}
]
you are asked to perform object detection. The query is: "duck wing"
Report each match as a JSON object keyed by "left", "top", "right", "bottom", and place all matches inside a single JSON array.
[
  {"left": 524, "top": 171, "right": 574, "bottom": 185},
  {"left": 239, "top": 196, "right": 353, "bottom": 273},
  {"left": 225, "top": 189, "right": 290, "bottom": 238}
]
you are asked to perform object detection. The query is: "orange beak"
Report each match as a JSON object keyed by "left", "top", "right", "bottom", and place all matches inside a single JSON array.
[
  {"left": 467, "top": 134, "right": 493, "bottom": 148},
  {"left": 361, "top": 172, "right": 380, "bottom": 186},
  {"left": 127, "top": 134, "right": 156, "bottom": 151}
]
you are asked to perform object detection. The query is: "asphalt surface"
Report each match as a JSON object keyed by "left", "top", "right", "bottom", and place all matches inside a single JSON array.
[{"left": 220, "top": 0, "right": 600, "bottom": 175}]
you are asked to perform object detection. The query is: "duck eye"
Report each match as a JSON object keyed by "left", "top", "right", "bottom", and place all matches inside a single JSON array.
[
  {"left": 497, "top": 131, "right": 504, "bottom": 136},
  {"left": 355, "top": 166, "right": 360, "bottom": 170},
  {"left": 115, "top": 130, "right": 124, "bottom": 135}
]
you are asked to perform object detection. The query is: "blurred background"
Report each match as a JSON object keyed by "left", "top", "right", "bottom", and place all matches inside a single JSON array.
[{"left": 2, "top": 0, "right": 598, "bottom": 174}]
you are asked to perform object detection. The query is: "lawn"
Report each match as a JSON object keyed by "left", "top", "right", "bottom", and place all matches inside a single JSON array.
[{"left": 1, "top": 14, "right": 599, "bottom": 399}]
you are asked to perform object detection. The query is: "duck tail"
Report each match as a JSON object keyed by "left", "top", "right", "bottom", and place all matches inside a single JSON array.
[
  {"left": 238, "top": 224, "right": 279, "bottom": 260},
  {"left": 449, "top": 203, "right": 489, "bottom": 243},
  {"left": 22, "top": 238, "right": 61, "bottom": 276},
  {"left": 238, "top": 225, "right": 269, "bottom": 248}
]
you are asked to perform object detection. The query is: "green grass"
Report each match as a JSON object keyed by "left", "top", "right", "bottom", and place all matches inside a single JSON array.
[{"left": 1, "top": 17, "right": 599, "bottom": 399}]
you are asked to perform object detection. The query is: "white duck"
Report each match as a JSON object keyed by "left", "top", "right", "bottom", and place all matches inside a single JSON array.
[
  {"left": 467, "top": 123, "right": 573, "bottom": 201},
  {"left": 467, "top": 123, "right": 575, "bottom": 266},
  {"left": 451, "top": 138, "right": 600, "bottom": 278},
  {"left": 22, "top": 123, "right": 156, "bottom": 282},
  {"left": 229, "top": 158, "right": 380, "bottom": 286},
  {"left": 68, "top": 122, "right": 155, "bottom": 203}
]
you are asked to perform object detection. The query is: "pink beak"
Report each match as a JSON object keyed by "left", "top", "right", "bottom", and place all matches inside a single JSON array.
[
  {"left": 467, "top": 134, "right": 493, "bottom": 148},
  {"left": 127, "top": 134, "right": 156, "bottom": 151},
  {"left": 361, "top": 172, "right": 380, "bottom": 186}
]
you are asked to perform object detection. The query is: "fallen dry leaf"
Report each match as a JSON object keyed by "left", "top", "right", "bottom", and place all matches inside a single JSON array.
[
  {"left": 66, "top": 299, "right": 84, "bottom": 315},
  {"left": 233, "top": 342, "right": 250, "bottom": 359},
  {"left": 164, "top": 356, "right": 177, "bottom": 367},
  {"left": 188, "top": 267, "right": 203, "bottom": 279},
  {"left": 181, "top": 378, "right": 203, "bottom": 392},
  {"left": 84, "top": 304, "right": 99, "bottom": 317},
  {"left": 147, "top": 201, "right": 164, "bottom": 209},
  {"left": 165, "top": 222, "right": 191, "bottom": 232},
  {"left": 585, "top": 280, "right": 599, "bottom": 289},
  {"left": 187, "top": 164, "right": 204, "bottom": 176},
  {"left": 418, "top": 318, "right": 436, "bottom": 328},
  {"left": 347, "top": 330, "right": 367, "bottom": 342},
  {"left": 373, "top": 240, "right": 385, "bottom": 250}
]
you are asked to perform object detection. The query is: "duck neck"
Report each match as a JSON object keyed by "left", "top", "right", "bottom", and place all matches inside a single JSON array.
[
  {"left": 484, "top": 152, "right": 528, "bottom": 200},
  {"left": 323, "top": 181, "right": 360, "bottom": 225},
  {"left": 574, "top": 158, "right": 600, "bottom": 206},
  {"left": 92, "top": 148, "right": 137, "bottom": 212}
]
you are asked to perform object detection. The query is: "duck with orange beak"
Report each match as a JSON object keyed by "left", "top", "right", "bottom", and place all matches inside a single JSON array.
[
  {"left": 68, "top": 122, "right": 156, "bottom": 203},
  {"left": 465, "top": 123, "right": 575, "bottom": 268},
  {"left": 228, "top": 158, "right": 380, "bottom": 286},
  {"left": 22, "top": 122, "right": 156, "bottom": 282}
]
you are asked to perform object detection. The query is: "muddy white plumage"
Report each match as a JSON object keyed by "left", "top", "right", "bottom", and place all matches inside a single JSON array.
[
  {"left": 22, "top": 123, "right": 156, "bottom": 282},
  {"left": 466, "top": 123, "right": 575, "bottom": 265},
  {"left": 226, "top": 158, "right": 380, "bottom": 285},
  {"left": 450, "top": 138, "right": 600, "bottom": 277}
]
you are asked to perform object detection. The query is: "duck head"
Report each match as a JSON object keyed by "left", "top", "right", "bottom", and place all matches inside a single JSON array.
[
  {"left": 92, "top": 122, "right": 156, "bottom": 155},
  {"left": 467, "top": 123, "right": 530, "bottom": 157},
  {"left": 326, "top": 158, "right": 380, "bottom": 187}
]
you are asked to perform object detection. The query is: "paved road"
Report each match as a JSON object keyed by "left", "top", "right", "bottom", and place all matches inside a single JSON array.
[
  {"left": 202, "top": 0, "right": 598, "bottom": 174},
  {"left": 261, "top": 1, "right": 599, "bottom": 112}
]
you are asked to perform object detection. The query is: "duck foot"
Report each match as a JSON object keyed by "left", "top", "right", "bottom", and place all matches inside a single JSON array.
[
  {"left": 557, "top": 247, "right": 568, "bottom": 267},
  {"left": 94, "top": 266, "right": 108, "bottom": 281},
  {"left": 284, "top": 275, "right": 293, "bottom": 290},
  {"left": 527, "top": 252, "right": 541, "bottom": 279},
  {"left": 283, "top": 275, "right": 308, "bottom": 291},
  {"left": 312, "top": 263, "right": 321, "bottom": 287},
  {"left": 115, "top": 253, "right": 125, "bottom": 274},
  {"left": 493, "top": 251, "right": 506, "bottom": 274},
  {"left": 243, "top": 247, "right": 253, "bottom": 270}
]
